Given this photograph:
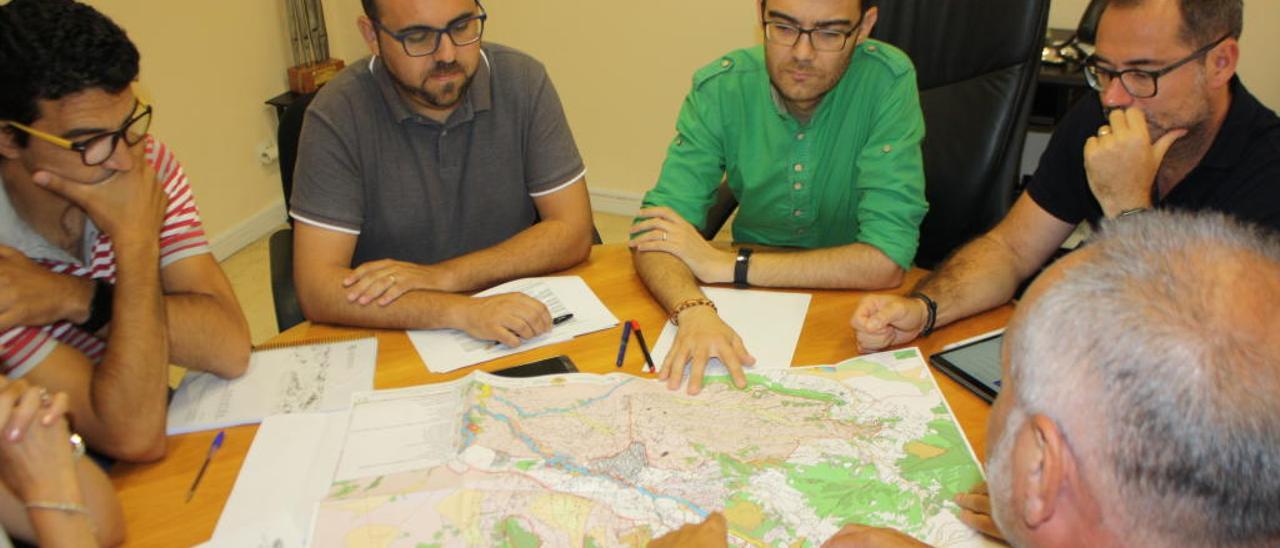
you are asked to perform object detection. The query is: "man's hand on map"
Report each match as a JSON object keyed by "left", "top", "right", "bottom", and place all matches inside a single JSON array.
[
  {"left": 658, "top": 307, "right": 754, "bottom": 395},
  {"left": 822, "top": 524, "right": 930, "bottom": 547},
  {"left": 954, "top": 482, "right": 1005, "bottom": 541},
  {"left": 648, "top": 512, "right": 729, "bottom": 548}
]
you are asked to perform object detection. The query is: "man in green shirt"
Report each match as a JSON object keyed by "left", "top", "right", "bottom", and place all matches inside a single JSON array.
[{"left": 630, "top": 0, "right": 927, "bottom": 394}]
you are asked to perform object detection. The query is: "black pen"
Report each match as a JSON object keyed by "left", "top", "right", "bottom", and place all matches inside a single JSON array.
[
  {"left": 493, "top": 313, "right": 574, "bottom": 347},
  {"left": 630, "top": 320, "right": 657, "bottom": 372}
]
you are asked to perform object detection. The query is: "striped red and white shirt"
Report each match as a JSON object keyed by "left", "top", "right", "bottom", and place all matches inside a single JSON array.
[{"left": 0, "top": 137, "right": 209, "bottom": 377}]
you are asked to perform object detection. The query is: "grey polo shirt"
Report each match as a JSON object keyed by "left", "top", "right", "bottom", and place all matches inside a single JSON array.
[{"left": 290, "top": 43, "right": 586, "bottom": 266}]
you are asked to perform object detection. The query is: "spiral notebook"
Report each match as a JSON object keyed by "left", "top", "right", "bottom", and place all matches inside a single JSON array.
[{"left": 166, "top": 334, "right": 377, "bottom": 435}]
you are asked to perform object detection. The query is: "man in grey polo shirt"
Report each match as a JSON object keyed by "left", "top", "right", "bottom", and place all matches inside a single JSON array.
[{"left": 290, "top": 0, "right": 594, "bottom": 346}]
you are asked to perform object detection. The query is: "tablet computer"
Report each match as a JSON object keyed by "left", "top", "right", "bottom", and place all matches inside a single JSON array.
[{"left": 929, "top": 333, "right": 1004, "bottom": 403}]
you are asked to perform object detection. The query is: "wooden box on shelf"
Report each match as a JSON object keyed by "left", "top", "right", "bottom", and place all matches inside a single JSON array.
[{"left": 287, "top": 58, "right": 345, "bottom": 94}]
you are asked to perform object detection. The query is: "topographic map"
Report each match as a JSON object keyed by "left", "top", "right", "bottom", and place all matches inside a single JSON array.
[{"left": 311, "top": 348, "right": 988, "bottom": 547}]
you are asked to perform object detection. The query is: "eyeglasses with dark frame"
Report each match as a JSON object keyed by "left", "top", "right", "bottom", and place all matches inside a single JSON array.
[
  {"left": 371, "top": 5, "right": 487, "bottom": 58},
  {"left": 1083, "top": 33, "right": 1231, "bottom": 99},
  {"left": 761, "top": 12, "right": 864, "bottom": 52},
  {"left": 1, "top": 100, "right": 152, "bottom": 167}
]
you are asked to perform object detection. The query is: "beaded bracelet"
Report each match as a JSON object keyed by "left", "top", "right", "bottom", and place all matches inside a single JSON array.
[{"left": 669, "top": 298, "right": 717, "bottom": 326}]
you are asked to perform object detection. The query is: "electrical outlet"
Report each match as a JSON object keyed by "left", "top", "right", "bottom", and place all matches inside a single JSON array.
[{"left": 257, "top": 141, "right": 279, "bottom": 165}]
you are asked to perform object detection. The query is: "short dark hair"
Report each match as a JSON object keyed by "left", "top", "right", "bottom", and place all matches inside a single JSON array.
[
  {"left": 0, "top": 0, "right": 139, "bottom": 147},
  {"left": 1106, "top": 0, "right": 1243, "bottom": 47}
]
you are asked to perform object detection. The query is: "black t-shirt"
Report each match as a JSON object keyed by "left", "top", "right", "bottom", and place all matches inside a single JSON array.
[{"left": 1027, "top": 77, "right": 1280, "bottom": 233}]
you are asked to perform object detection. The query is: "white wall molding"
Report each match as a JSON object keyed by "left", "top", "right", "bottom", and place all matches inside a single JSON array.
[
  {"left": 590, "top": 188, "right": 645, "bottom": 217},
  {"left": 209, "top": 199, "right": 287, "bottom": 261}
]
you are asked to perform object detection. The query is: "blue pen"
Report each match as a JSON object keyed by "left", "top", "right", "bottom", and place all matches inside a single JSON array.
[
  {"left": 615, "top": 321, "right": 633, "bottom": 368},
  {"left": 186, "top": 430, "right": 225, "bottom": 503}
]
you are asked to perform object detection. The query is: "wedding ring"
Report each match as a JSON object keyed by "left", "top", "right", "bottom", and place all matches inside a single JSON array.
[
  {"left": 1098, "top": 126, "right": 1112, "bottom": 136},
  {"left": 37, "top": 387, "right": 50, "bottom": 407},
  {"left": 661, "top": 231, "right": 668, "bottom": 241},
  {"left": 388, "top": 275, "right": 397, "bottom": 285}
]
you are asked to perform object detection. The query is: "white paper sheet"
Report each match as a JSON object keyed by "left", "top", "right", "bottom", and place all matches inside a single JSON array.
[
  {"left": 651, "top": 287, "right": 811, "bottom": 376},
  {"left": 202, "top": 411, "right": 348, "bottom": 548},
  {"left": 332, "top": 381, "right": 469, "bottom": 481},
  {"left": 407, "top": 276, "right": 618, "bottom": 373},
  {"left": 166, "top": 338, "right": 377, "bottom": 435}
]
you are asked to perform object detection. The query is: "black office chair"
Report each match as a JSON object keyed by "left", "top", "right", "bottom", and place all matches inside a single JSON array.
[
  {"left": 269, "top": 94, "right": 315, "bottom": 333},
  {"left": 269, "top": 226, "right": 305, "bottom": 333},
  {"left": 872, "top": 0, "right": 1050, "bottom": 268}
]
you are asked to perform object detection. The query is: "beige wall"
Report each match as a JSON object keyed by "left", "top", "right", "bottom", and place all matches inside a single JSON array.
[
  {"left": 81, "top": 0, "right": 1280, "bottom": 252},
  {"left": 86, "top": 0, "right": 298, "bottom": 256}
]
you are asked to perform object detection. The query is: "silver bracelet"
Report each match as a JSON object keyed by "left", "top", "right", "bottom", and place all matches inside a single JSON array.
[{"left": 25, "top": 500, "right": 89, "bottom": 516}]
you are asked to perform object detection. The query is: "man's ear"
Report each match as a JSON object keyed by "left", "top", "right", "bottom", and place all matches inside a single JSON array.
[
  {"left": 357, "top": 16, "right": 380, "bottom": 58},
  {"left": 856, "top": 6, "right": 879, "bottom": 45},
  {"left": 0, "top": 128, "right": 22, "bottom": 161},
  {"left": 1205, "top": 38, "right": 1239, "bottom": 90},
  {"left": 1017, "top": 414, "right": 1068, "bottom": 529}
]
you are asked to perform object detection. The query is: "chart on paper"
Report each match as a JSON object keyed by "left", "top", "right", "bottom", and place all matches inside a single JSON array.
[{"left": 408, "top": 276, "right": 619, "bottom": 372}]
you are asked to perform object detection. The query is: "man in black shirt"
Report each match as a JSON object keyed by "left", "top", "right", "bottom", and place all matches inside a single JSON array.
[{"left": 851, "top": 0, "right": 1279, "bottom": 351}]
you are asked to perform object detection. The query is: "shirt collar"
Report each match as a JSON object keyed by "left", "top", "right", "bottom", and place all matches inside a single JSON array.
[
  {"left": 369, "top": 47, "right": 493, "bottom": 126},
  {"left": 1198, "top": 76, "right": 1267, "bottom": 170}
]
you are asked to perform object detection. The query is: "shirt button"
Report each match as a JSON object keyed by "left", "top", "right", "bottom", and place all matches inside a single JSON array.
[
  {"left": 882, "top": 144, "right": 893, "bottom": 153},
  {"left": 796, "top": 132, "right": 806, "bottom": 141},
  {"left": 793, "top": 182, "right": 803, "bottom": 191},
  {"left": 796, "top": 228, "right": 806, "bottom": 235},
  {"left": 721, "top": 59, "right": 732, "bottom": 68},
  {"left": 793, "top": 209, "right": 803, "bottom": 217},
  {"left": 867, "top": 45, "right": 878, "bottom": 53},
  {"left": 793, "top": 163, "right": 804, "bottom": 173}
]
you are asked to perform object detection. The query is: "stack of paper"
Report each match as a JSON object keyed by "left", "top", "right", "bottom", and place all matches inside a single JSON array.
[
  {"left": 651, "top": 287, "right": 811, "bottom": 376},
  {"left": 166, "top": 337, "right": 377, "bottom": 435},
  {"left": 407, "top": 276, "right": 618, "bottom": 373}
]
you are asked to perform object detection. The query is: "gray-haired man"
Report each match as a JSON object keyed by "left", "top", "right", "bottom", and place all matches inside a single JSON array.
[{"left": 662, "top": 210, "right": 1280, "bottom": 546}]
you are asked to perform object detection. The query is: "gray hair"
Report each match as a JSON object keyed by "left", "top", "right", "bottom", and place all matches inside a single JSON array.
[{"left": 1010, "top": 211, "right": 1280, "bottom": 546}]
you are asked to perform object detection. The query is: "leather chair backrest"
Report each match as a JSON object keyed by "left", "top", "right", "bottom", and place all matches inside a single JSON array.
[
  {"left": 277, "top": 92, "right": 316, "bottom": 209},
  {"left": 871, "top": 0, "right": 1050, "bottom": 268}
]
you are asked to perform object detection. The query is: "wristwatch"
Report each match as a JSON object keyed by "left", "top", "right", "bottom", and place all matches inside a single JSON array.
[{"left": 734, "top": 248, "right": 753, "bottom": 288}]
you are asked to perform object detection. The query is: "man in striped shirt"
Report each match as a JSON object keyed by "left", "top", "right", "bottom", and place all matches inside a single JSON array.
[{"left": 0, "top": 0, "right": 250, "bottom": 462}]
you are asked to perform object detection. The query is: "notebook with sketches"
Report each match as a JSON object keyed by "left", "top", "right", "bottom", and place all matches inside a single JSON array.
[
  {"left": 651, "top": 287, "right": 811, "bottom": 376},
  {"left": 165, "top": 335, "right": 377, "bottom": 435},
  {"left": 407, "top": 276, "right": 618, "bottom": 373}
]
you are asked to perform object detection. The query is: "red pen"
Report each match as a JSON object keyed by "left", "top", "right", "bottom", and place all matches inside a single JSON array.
[{"left": 630, "top": 320, "right": 656, "bottom": 373}]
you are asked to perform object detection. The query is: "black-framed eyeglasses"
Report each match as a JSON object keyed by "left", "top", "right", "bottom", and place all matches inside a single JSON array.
[
  {"left": 762, "top": 15, "right": 863, "bottom": 52},
  {"left": 371, "top": 7, "right": 487, "bottom": 57},
  {"left": 1, "top": 100, "right": 152, "bottom": 167},
  {"left": 1083, "top": 33, "right": 1231, "bottom": 99}
]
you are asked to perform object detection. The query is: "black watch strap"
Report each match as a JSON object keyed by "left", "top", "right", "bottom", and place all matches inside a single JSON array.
[
  {"left": 77, "top": 279, "right": 114, "bottom": 334},
  {"left": 909, "top": 291, "right": 938, "bottom": 338},
  {"left": 734, "top": 248, "right": 754, "bottom": 288}
]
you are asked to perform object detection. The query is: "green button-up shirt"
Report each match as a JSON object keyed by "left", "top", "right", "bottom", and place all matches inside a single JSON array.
[{"left": 640, "top": 41, "right": 928, "bottom": 269}]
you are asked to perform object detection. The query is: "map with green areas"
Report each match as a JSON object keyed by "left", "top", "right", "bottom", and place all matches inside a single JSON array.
[{"left": 311, "top": 348, "right": 990, "bottom": 547}]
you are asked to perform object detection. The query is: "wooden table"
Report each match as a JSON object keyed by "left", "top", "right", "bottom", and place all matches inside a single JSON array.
[{"left": 109, "top": 244, "right": 1011, "bottom": 547}]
